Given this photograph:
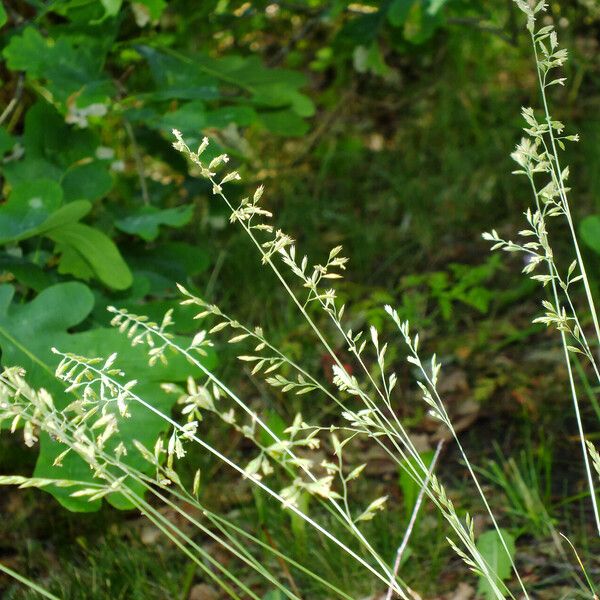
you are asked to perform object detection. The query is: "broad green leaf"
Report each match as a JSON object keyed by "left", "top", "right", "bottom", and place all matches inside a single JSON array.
[
  {"left": 0, "top": 179, "right": 63, "bottom": 243},
  {"left": 0, "top": 3, "right": 6, "bottom": 28},
  {"left": 25, "top": 102, "right": 98, "bottom": 165},
  {"left": 388, "top": 0, "right": 414, "bottom": 26},
  {"left": 138, "top": 46, "right": 312, "bottom": 123},
  {"left": 0, "top": 255, "right": 56, "bottom": 292},
  {"left": 40, "top": 201, "right": 92, "bottom": 232},
  {"left": 4, "top": 103, "right": 102, "bottom": 187},
  {"left": 258, "top": 110, "right": 309, "bottom": 137},
  {"left": 156, "top": 100, "right": 208, "bottom": 134},
  {"left": 55, "top": 241, "right": 95, "bottom": 281},
  {"left": 3, "top": 27, "right": 48, "bottom": 75},
  {"left": 0, "top": 283, "right": 95, "bottom": 393},
  {"left": 580, "top": 215, "right": 600, "bottom": 255},
  {"left": 126, "top": 241, "right": 210, "bottom": 293},
  {"left": 223, "top": 55, "right": 307, "bottom": 89},
  {"left": 47, "top": 223, "right": 133, "bottom": 290},
  {"left": 251, "top": 84, "right": 315, "bottom": 117},
  {"left": 3, "top": 157, "right": 63, "bottom": 186},
  {"left": 0, "top": 184, "right": 89, "bottom": 246},
  {"left": 0, "top": 283, "right": 216, "bottom": 510},
  {"left": 100, "top": 0, "right": 122, "bottom": 16},
  {"left": 54, "top": 0, "right": 112, "bottom": 24},
  {"left": 61, "top": 161, "right": 113, "bottom": 202},
  {"left": 136, "top": 46, "right": 220, "bottom": 100},
  {"left": 155, "top": 99, "right": 257, "bottom": 136},
  {"left": 3, "top": 28, "right": 109, "bottom": 108},
  {"left": 205, "top": 105, "right": 258, "bottom": 128},
  {"left": 115, "top": 205, "right": 194, "bottom": 241},
  {"left": 476, "top": 529, "right": 516, "bottom": 599},
  {"left": 0, "top": 127, "right": 14, "bottom": 155}
]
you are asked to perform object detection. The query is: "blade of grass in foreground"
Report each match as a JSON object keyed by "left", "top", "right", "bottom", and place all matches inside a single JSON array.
[{"left": 0, "top": 560, "right": 61, "bottom": 600}]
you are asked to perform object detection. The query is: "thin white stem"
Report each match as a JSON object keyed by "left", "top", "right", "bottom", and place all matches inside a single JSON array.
[
  {"left": 385, "top": 440, "right": 444, "bottom": 600},
  {"left": 526, "top": 147, "right": 600, "bottom": 537},
  {"left": 420, "top": 362, "right": 526, "bottom": 600}
]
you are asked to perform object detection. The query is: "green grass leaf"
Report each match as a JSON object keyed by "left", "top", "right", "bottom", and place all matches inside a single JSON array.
[
  {"left": 47, "top": 223, "right": 133, "bottom": 290},
  {"left": 115, "top": 205, "right": 194, "bottom": 241},
  {"left": 399, "top": 449, "right": 434, "bottom": 521}
]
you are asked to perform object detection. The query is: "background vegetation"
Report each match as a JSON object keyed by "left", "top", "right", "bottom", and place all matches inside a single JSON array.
[{"left": 1, "top": 0, "right": 600, "bottom": 598}]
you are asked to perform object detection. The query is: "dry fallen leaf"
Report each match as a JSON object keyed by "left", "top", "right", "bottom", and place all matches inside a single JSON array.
[
  {"left": 189, "top": 583, "right": 220, "bottom": 600},
  {"left": 448, "top": 582, "right": 475, "bottom": 600},
  {"left": 140, "top": 525, "right": 161, "bottom": 546}
]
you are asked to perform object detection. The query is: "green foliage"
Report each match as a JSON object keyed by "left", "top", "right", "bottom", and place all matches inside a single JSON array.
[
  {"left": 2, "top": 533, "right": 185, "bottom": 600},
  {"left": 476, "top": 529, "right": 516, "bottom": 600},
  {"left": 47, "top": 223, "right": 132, "bottom": 289},
  {"left": 400, "top": 256, "right": 502, "bottom": 322},
  {"left": 1, "top": 0, "right": 599, "bottom": 598},
  {"left": 580, "top": 215, "right": 600, "bottom": 255},
  {"left": 114, "top": 205, "right": 193, "bottom": 241},
  {"left": 0, "top": 282, "right": 216, "bottom": 511},
  {"left": 136, "top": 45, "right": 314, "bottom": 137}
]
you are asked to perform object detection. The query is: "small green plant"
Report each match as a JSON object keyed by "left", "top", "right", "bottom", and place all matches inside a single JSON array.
[
  {"left": 478, "top": 444, "right": 555, "bottom": 538},
  {"left": 400, "top": 256, "right": 502, "bottom": 323}
]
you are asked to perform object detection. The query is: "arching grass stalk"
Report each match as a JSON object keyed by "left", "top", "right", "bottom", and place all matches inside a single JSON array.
[
  {"left": 0, "top": 560, "right": 61, "bottom": 600},
  {"left": 527, "top": 5, "right": 600, "bottom": 352},
  {"left": 385, "top": 308, "right": 529, "bottom": 599},
  {"left": 54, "top": 344, "right": 512, "bottom": 599},
  {"left": 105, "top": 303, "right": 442, "bottom": 556},
  {"left": 485, "top": 1, "right": 600, "bottom": 536},
  {"left": 0, "top": 378, "right": 255, "bottom": 599},
  {"left": 0, "top": 369, "right": 356, "bottom": 599},
  {"left": 169, "top": 131, "right": 526, "bottom": 598},
  {"left": 171, "top": 132, "right": 429, "bottom": 473},
  {"left": 50, "top": 319, "right": 515, "bottom": 600},
  {"left": 49, "top": 349, "right": 409, "bottom": 598}
]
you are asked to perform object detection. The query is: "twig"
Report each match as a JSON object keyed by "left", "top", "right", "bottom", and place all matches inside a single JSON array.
[
  {"left": 0, "top": 74, "right": 24, "bottom": 128},
  {"left": 385, "top": 440, "right": 444, "bottom": 600}
]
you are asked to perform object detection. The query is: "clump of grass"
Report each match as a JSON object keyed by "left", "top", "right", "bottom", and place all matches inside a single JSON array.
[
  {"left": 1, "top": 2, "right": 599, "bottom": 599},
  {"left": 3, "top": 534, "right": 185, "bottom": 600}
]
